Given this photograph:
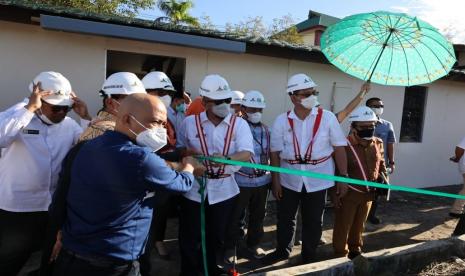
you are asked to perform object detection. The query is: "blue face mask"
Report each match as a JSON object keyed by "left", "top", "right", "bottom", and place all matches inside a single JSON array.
[{"left": 176, "top": 103, "right": 186, "bottom": 113}]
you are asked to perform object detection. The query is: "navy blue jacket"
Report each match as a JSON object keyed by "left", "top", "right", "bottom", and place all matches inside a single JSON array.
[{"left": 61, "top": 131, "right": 194, "bottom": 260}]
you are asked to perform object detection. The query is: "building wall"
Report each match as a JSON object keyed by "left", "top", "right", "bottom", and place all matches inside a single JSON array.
[
  {"left": 300, "top": 30, "right": 316, "bottom": 46},
  {"left": 1, "top": 20, "right": 465, "bottom": 188}
]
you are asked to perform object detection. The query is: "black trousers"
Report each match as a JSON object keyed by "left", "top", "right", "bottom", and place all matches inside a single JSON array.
[
  {"left": 53, "top": 248, "right": 140, "bottom": 276},
  {"left": 178, "top": 196, "right": 236, "bottom": 276},
  {"left": 225, "top": 185, "right": 269, "bottom": 249},
  {"left": 276, "top": 186, "right": 326, "bottom": 262},
  {"left": 139, "top": 193, "right": 180, "bottom": 276},
  {"left": 0, "top": 209, "right": 48, "bottom": 276}
]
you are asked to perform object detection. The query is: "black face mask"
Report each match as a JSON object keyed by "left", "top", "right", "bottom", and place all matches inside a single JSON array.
[{"left": 356, "top": 128, "right": 375, "bottom": 139}]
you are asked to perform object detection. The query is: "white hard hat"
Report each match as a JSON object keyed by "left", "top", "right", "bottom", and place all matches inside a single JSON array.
[
  {"left": 231, "top": 91, "right": 244, "bottom": 105},
  {"left": 286, "top": 73, "right": 317, "bottom": 94},
  {"left": 141, "top": 71, "right": 176, "bottom": 91},
  {"left": 29, "top": 71, "right": 73, "bottom": 106},
  {"left": 348, "top": 106, "right": 378, "bottom": 122},
  {"left": 102, "top": 72, "right": 146, "bottom": 96},
  {"left": 198, "top": 74, "right": 232, "bottom": 100},
  {"left": 243, "top": 90, "right": 266, "bottom": 109}
]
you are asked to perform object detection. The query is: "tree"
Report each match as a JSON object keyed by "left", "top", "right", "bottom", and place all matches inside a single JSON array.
[
  {"left": 26, "top": 0, "right": 155, "bottom": 17},
  {"left": 156, "top": 0, "right": 199, "bottom": 27},
  {"left": 224, "top": 14, "right": 304, "bottom": 45}
]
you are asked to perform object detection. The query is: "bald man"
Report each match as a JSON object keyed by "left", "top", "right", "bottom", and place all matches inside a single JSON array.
[{"left": 51, "top": 94, "right": 204, "bottom": 276}]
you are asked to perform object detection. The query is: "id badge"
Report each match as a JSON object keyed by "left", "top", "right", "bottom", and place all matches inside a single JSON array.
[{"left": 260, "top": 154, "right": 268, "bottom": 164}]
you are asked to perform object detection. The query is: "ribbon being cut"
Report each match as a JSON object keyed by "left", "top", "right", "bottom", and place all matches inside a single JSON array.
[{"left": 197, "top": 156, "right": 465, "bottom": 200}]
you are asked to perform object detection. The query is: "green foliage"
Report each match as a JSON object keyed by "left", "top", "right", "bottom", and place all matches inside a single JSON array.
[
  {"left": 156, "top": 0, "right": 199, "bottom": 27},
  {"left": 25, "top": 0, "right": 156, "bottom": 17}
]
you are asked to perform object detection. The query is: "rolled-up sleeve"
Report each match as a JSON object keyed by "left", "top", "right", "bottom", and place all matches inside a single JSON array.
[
  {"left": 328, "top": 112, "right": 347, "bottom": 147},
  {"left": 270, "top": 115, "right": 285, "bottom": 152},
  {"left": 387, "top": 122, "right": 396, "bottom": 143},
  {"left": 0, "top": 105, "right": 35, "bottom": 148},
  {"left": 141, "top": 151, "right": 194, "bottom": 193}
]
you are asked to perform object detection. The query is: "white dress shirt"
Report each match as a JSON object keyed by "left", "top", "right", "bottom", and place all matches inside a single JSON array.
[
  {"left": 178, "top": 112, "right": 254, "bottom": 204},
  {"left": 0, "top": 100, "right": 83, "bottom": 212},
  {"left": 270, "top": 108, "right": 347, "bottom": 193}
]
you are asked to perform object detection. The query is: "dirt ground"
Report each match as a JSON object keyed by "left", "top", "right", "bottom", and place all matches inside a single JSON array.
[{"left": 20, "top": 185, "right": 464, "bottom": 275}]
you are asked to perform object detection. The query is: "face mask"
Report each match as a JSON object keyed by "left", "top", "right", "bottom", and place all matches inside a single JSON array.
[
  {"left": 247, "top": 112, "right": 262, "bottom": 124},
  {"left": 129, "top": 115, "right": 167, "bottom": 152},
  {"left": 176, "top": 103, "right": 186, "bottom": 113},
  {"left": 212, "top": 103, "right": 231, "bottom": 118},
  {"left": 229, "top": 108, "right": 237, "bottom": 115},
  {"left": 37, "top": 109, "right": 56, "bottom": 125},
  {"left": 300, "top": 95, "right": 318, "bottom": 110},
  {"left": 372, "top": 107, "right": 384, "bottom": 116},
  {"left": 356, "top": 128, "right": 375, "bottom": 140},
  {"left": 159, "top": 95, "right": 172, "bottom": 108}
]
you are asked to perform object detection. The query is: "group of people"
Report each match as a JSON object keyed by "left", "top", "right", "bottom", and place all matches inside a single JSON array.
[{"left": 0, "top": 69, "right": 397, "bottom": 276}]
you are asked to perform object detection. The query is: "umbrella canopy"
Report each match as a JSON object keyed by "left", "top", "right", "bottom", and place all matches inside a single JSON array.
[{"left": 320, "top": 11, "right": 456, "bottom": 86}]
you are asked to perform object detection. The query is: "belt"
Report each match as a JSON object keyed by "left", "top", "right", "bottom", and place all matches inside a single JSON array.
[
  {"left": 205, "top": 173, "right": 231, "bottom": 179},
  {"left": 62, "top": 248, "right": 133, "bottom": 266},
  {"left": 285, "top": 155, "right": 331, "bottom": 165},
  {"left": 236, "top": 171, "right": 268, "bottom": 178}
]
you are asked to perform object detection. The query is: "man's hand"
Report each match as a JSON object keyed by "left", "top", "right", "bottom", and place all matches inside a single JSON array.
[
  {"left": 272, "top": 180, "right": 283, "bottom": 200},
  {"left": 182, "top": 156, "right": 206, "bottom": 176},
  {"left": 360, "top": 82, "right": 371, "bottom": 95},
  {"left": 71, "top": 92, "right": 91, "bottom": 120},
  {"left": 388, "top": 163, "right": 395, "bottom": 174},
  {"left": 333, "top": 182, "right": 348, "bottom": 208},
  {"left": 210, "top": 152, "right": 226, "bottom": 167},
  {"left": 49, "top": 231, "right": 62, "bottom": 263},
  {"left": 25, "top": 82, "right": 53, "bottom": 113}
]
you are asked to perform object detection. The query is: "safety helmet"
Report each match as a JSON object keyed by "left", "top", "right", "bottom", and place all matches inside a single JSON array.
[
  {"left": 29, "top": 71, "right": 73, "bottom": 106},
  {"left": 101, "top": 72, "right": 146, "bottom": 96},
  {"left": 242, "top": 90, "right": 266, "bottom": 109},
  {"left": 198, "top": 74, "right": 232, "bottom": 100},
  {"left": 141, "top": 71, "right": 176, "bottom": 91},
  {"left": 231, "top": 91, "right": 244, "bottom": 105},
  {"left": 348, "top": 106, "right": 378, "bottom": 122},
  {"left": 286, "top": 73, "right": 318, "bottom": 94}
]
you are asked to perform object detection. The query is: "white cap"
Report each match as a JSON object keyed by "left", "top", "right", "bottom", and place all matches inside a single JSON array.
[
  {"left": 141, "top": 71, "right": 176, "bottom": 91},
  {"left": 198, "top": 74, "right": 232, "bottom": 100},
  {"left": 231, "top": 91, "right": 244, "bottom": 105},
  {"left": 101, "top": 72, "right": 146, "bottom": 96},
  {"left": 348, "top": 106, "right": 378, "bottom": 122},
  {"left": 287, "top": 73, "right": 317, "bottom": 94},
  {"left": 29, "top": 71, "right": 73, "bottom": 106},
  {"left": 243, "top": 90, "right": 266, "bottom": 108}
]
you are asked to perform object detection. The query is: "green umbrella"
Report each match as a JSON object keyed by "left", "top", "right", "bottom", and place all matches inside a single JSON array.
[{"left": 320, "top": 11, "right": 456, "bottom": 86}]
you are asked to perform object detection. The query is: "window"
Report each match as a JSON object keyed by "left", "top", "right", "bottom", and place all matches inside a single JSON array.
[
  {"left": 399, "top": 86, "right": 428, "bottom": 142},
  {"left": 106, "top": 50, "right": 186, "bottom": 92}
]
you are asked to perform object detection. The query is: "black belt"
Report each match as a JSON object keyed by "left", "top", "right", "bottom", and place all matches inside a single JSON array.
[{"left": 62, "top": 248, "right": 134, "bottom": 266}]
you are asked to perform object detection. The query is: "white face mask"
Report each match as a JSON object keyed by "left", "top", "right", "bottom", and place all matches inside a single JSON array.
[
  {"left": 229, "top": 107, "right": 237, "bottom": 115},
  {"left": 129, "top": 115, "right": 167, "bottom": 152},
  {"left": 212, "top": 103, "right": 231, "bottom": 118},
  {"left": 372, "top": 107, "right": 384, "bottom": 116},
  {"left": 37, "top": 109, "right": 56, "bottom": 125},
  {"left": 300, "top": 95, "right": 318, "bottom": 110},
  {"left": 159, "top": 95, "right": 172, "bottom": 108},
  {"left": 247, "top": 112, "right": 262, "bottom": 124}
]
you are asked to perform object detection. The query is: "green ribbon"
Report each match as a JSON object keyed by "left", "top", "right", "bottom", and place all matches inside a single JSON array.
[
  {"left": 196, "top": 174, "right": 209, "bottom": 276},
  {"left": 198, "top": 156, "right": 465, "bottom": 200}
]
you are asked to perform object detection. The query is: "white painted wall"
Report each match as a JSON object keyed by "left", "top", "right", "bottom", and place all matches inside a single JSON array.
[{"left": 1, "top": 20, "right": 465, "bottom": 188}]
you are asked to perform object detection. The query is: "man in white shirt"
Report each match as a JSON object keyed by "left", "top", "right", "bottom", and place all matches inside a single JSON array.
[
  {"left": 177, "top": 74, "right": 254, "bottom": 276},
  {"left": 267, "top": 73, "right": 348, "bottom": 265},
  {"left": 0, "top": 71, "right": 90, "bottom": 275}
]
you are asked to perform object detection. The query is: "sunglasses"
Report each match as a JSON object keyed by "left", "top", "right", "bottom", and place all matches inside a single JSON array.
[
  {"left": 147, "top": 89, "right": 174, "bottom": 97},
  {"left": 369, "top": 105, "right": 384, "bottom": 108},
  {"left": 206, "top": 98, "right": 232, "bottom": 105}
]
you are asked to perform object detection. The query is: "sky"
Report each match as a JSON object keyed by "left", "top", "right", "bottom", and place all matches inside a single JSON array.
[{"left": 141, "top": 0, "right": 465, "bottom": 44}]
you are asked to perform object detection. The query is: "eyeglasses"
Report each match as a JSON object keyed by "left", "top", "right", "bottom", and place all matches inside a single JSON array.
[
  {"left": 369, "top": 105, "right": 384, "bottom": 108},
  {"left": 147, "top": 89, "right": 174, "bottom": 97},
  {"left": 42, "top": 100, "right": 72, "bottom": 113},
  {"left": 292, "top": 91, "right": 319, "bottom": 98},
  {"left": 206, "top": 98, "right": 232, "bottom": 105}
]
